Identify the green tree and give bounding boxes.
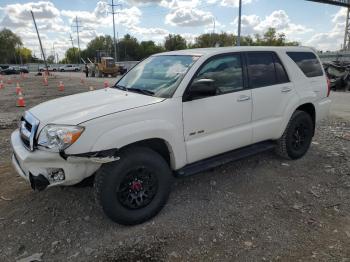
[15,47,32,64]
[0,28,23,63]
[194,32,235,48]
[117,34,141,61]
[47,55,55,64]
[64,47,79,63]
[83,35,114,60]
[164,34,187,51]
[254,28,299,46]
[138,41,164,59]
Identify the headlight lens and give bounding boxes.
[37,124,84,151]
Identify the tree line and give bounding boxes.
[0,27,299,64]
[0,29,34,64]
[63,28,299,63]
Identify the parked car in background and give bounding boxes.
[118,65,127,75]
[0,65,28,75]
[0,64,10,71]
[14,66,29,73]
[1,66,20,75]
[11,46,331,225]
[59,64,80,72]
[115,61,139,74]
[39,65,58,72]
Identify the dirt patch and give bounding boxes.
[0,75,350,261]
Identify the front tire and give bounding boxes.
[276,110,314,160]
[94,147,173,225]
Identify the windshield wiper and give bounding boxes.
[113,85,154,96]
[114,84,127,91]
[127,88,154,96]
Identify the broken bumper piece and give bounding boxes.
[11,129,101,188]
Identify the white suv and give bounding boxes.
[11,46,331,225]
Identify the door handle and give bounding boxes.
[281,87,292,93]
[237,95,251,102]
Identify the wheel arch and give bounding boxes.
[118,138,173,168]
[278,101,317,139]
[295,103,316,134]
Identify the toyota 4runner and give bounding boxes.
[11,46,331,225]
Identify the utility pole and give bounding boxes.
[211,17,216,47]
[344,7,350,51]
[71,16,82,64]
[237,0,242,46]
[31,10,48,73]
[109,0,121,61]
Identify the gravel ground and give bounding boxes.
[0,74,350,261]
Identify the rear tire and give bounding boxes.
[276,110,314,160]
[94,147,173,225]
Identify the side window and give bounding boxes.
[193,54,244,96]
[286,52,323,78]
[273,53,289,84]
[246,52,276,88]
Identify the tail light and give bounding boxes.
[326,77,331,97]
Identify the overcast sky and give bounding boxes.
[0,0,346,59]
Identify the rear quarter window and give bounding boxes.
[286,52,323,78]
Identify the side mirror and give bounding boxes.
[185,78,216,101]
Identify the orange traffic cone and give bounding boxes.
[7,78,12,84]
[16,82,22,94]
[58,81,64,91]
[0,80,4,89]
[103,80,109,88]
[89,86,94,91]
[43,77,48,86]
[16,91,25,107]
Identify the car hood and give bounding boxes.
[29,88,165,126]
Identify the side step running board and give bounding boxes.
[175,141,275,177]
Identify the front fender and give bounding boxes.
[89,120,186,170]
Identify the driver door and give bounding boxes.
[182,53,253,164]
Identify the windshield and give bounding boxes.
[115,55,199,98]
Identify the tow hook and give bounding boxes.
[29,173,49,191]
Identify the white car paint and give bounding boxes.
[59,65,80,72]
[11,46,332,188]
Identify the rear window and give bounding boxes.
[246,52,276,88]
[286,52,323,78]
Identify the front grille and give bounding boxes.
[19,112,40,151]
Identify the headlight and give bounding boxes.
[37,124,84,151]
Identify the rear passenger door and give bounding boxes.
[246,52,297,143]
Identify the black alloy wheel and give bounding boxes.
[117,166,158,210]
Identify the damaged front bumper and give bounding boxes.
[11,129,101,190]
